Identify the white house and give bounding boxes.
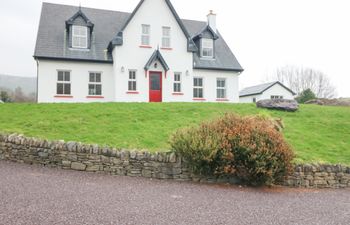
[239,81,295,103]
[34,0,243,103]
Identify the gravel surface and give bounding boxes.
[0,161,349,225]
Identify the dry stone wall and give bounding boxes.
[0,134,349,188]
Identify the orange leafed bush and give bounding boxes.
[170,113,295,186]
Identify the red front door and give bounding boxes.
[149,72,162,102]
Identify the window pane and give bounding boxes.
[142,36,150,45]
[198,78,203,87]
[142,25,150,34]
[163,27,170,36]
[96,84,102,95]
[64,83,71,95]
[57,83,63,94]
[96,73,101,83]
[150,75,160,90]
[64,72,70,81]
[58,71,63,81]
[89,84,95,95]
[89,73,95,82]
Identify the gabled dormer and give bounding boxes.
[192,11,219,59]
[65,7,94,49]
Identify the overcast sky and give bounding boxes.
[1,0,349,97]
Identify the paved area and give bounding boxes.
[0,161,349,225]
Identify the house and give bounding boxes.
[239,81,295,103]
[34,0,243,103]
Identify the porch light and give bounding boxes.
[186,70,190,76]
[121,66,125,73]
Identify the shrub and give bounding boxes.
[296,89,316,103]
[170,113,294,186]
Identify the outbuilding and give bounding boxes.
[239,81,295,103]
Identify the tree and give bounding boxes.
[0,91,11,102]
[13,87,26,102]
[295,89,316,103]
[271,66,336,98]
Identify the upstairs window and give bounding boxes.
[173,72,181,93]
[128,70,137,91]
[141,24,150,46]
[89,72,102,96]
[201,38,214,58]
[57,71,71,95]
[193,77,204,98]
[72,25,88,49]
[216,78,226,99]
[162,27,171,48]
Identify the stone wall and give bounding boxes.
[0,134,349,188]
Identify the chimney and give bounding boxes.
[207,10,217,33]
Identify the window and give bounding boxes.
[216,78,226,99]
[57,71,71,95]
[193,77,204,98]
[88,72,102,96]
[173,73,181,93]
[253,98,257,103]
[201,38,214,58]
[271,95,283,100]
[128,70,137,91]
[72,26,88,49]
[162,27,171,48]
[141,24,150,46]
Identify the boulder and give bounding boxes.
[256,99,299,112]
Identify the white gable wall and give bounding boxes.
[193,69,240,103]
[240,83,295,103]
[37,60,114,103]
[112,0,193,102]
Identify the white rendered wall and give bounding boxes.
[37,60,114,103]
[192,69,240,103]
[112,0,193,102]
[239,83,295,103]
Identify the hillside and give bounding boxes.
[0,74,36,95]
[0,103,349,165]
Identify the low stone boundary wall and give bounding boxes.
[0,134,349,188]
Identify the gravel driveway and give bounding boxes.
[0,161,349,225]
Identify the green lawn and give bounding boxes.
[0,103,349,165]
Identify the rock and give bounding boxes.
[256,99,299,112]
[169,153,177,163]
[71,162,86,171]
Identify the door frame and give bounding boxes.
[148,71,163,102]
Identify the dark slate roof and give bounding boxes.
[239,81,296,97]
[34,2,243,71]
[182,19,243,72]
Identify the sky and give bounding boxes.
[0,0,349,97]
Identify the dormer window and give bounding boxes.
[201,38,214,58]
[72,25,88,49]
[66,8,94,50]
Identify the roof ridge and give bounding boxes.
[42,2,131,15]
[42,2,207,24]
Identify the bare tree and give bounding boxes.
[271,66,336,98]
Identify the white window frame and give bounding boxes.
[162,26,171,48]
[216,78,226,99]
[193,77,204,98]
[72,25,88,49]
[173,72,182,93]
[141,24,150,46]
[57,70,71,95]
[128,70,137,91]
[88,72,102,96]
[201,38,214,58]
